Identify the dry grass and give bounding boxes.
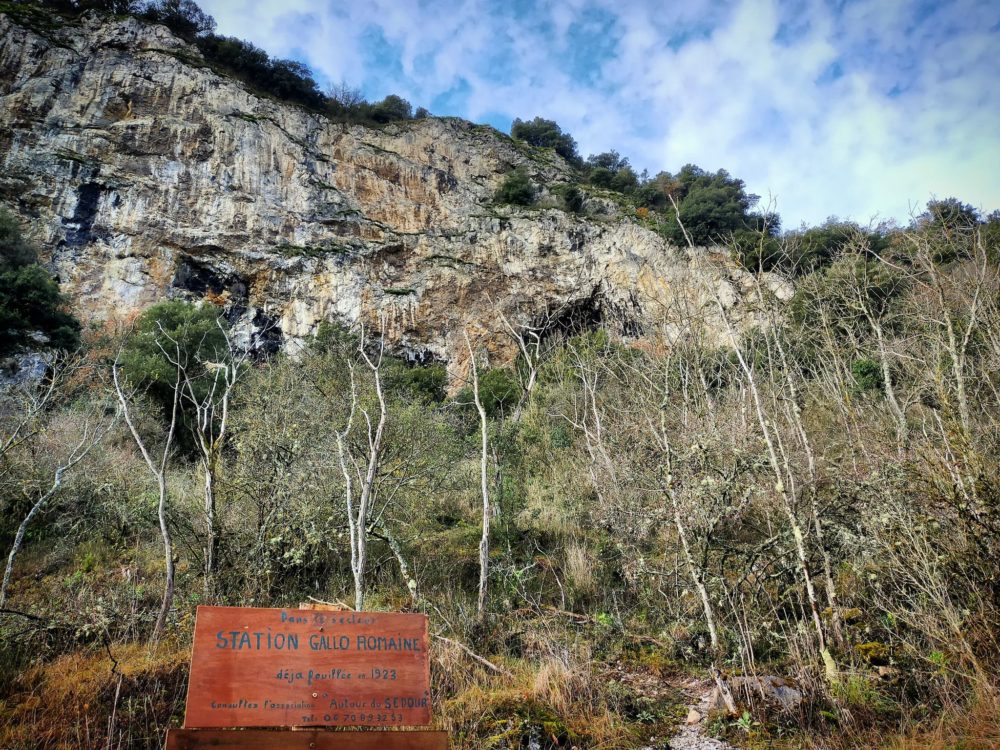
[434,637,650,749]
[564,541,595,596]
[0,641,188,750]
[883,691,1000,750]
[804,684,1000,750]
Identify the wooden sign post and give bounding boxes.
[167,605,446,748]
[184,606,431,728]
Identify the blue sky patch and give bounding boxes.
[816,61,844,85]
[202,0,1000,227]
[430,78,473,115]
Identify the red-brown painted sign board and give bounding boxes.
[166,729,448,749]
[184,606,431,728]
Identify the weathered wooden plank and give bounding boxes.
[184,606,430,728]
[166,729,448,749]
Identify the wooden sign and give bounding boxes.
[184,606,431,728]
[166,729,448,749]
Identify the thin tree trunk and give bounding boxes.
[152,470,175,639]
[336,366,360,609]
[1,474,63,609]
[2,421,110,608]
[466,332,491,618]
[377,523,419,607]
[114,359,179,644]
[714,295,828,655]
[872,323,908,447]
[768,311,844,648]
[339,331,389,614]
[355,362,386,612]
[0,367,110,607]
[671,488,719,654]
[203,453,217,599]
[476,403,490,617]
[176,323,243,603]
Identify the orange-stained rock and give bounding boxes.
[0,12,782,376]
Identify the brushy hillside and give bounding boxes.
[2,3,1000,750]
[1,196,999,749]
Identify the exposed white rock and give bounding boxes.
[0,11,783,372]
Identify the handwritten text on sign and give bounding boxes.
[184,606,430,728]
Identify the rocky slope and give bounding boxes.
[0,10,785,371]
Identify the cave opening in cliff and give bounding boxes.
[533,288,638,338]
[534,290,604,342]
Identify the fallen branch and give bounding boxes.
[0,608,46,622]
[710,665,739,715]
[433,633,512,676]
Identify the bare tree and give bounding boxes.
[0,390,116,608]
[464,330,492,617]
[668,194,831,661]
[498,304,566,423]
[716,281,831,655]
[903,224,990,438]
[336,324,388,612]
[113,345,181,643]
[326,80,366,109]
[0,369,60,476]
[750,265,846,647]
[834,237,912,448]
[664,440,720,653]
[562,327,742,712]
[159,320,249,599]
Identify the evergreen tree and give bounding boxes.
[511,117,580,163]
[0,209,80,357]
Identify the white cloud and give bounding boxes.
[199,0,1000,227]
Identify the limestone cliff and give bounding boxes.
[0,11,784,370]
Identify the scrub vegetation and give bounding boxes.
[1,200,998,749]
[2,3,999,749]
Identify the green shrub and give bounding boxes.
[478,369,521,418]
[918,197,979,233]
[195,34,324,109]
[387,361,447,403]
[0,208,80,356]
[583,151,637,194]
[915,197,982,264]
[457,368,520,418]
[790,256,907,344]
[141,0,216,41]
[510,117,579,163]
[495,169,535,206]
[731,230,784,271]
[851,357,882,392]
[782,220,890,275]
[648,164,778,248]
[311,320,360,356]
[368,94,413,123]
[554,184,584,213]
[118,299,228,435]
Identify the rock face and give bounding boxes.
[0,11,778,371]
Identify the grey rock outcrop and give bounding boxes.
[1,11,778,373]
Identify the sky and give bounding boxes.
[198,0,1000,229]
